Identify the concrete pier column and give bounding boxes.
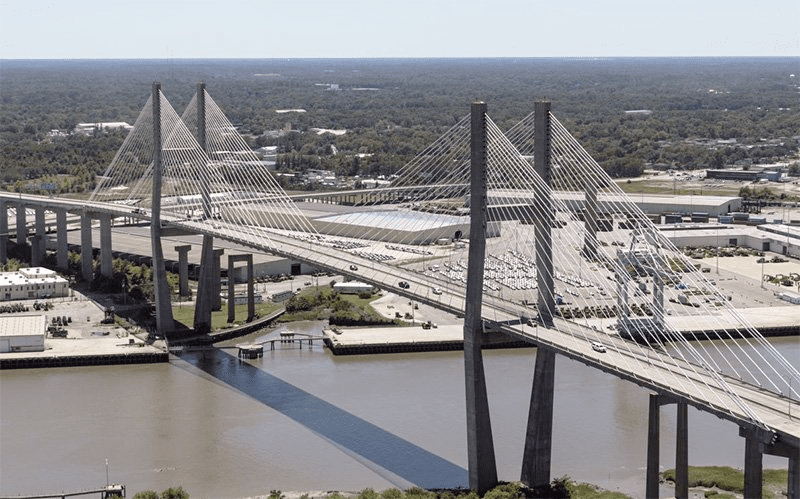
[213,248,225,311]
[462,101,497,495]
[246,256,254,321]
[788,445,799,499]
[99,214,113,278]
[646,394,660,498]
[34,207,46,265]
[31,235,43,267]
[193,235,215,334]
[80,212,93,281]
[0,200,7,263]
[675,401,689,499]
[521,347,556,488]
[227,254,254,323]
[533,101,554,326]
[740,426,798,499]
[744,436,764,499]
[16,202,27,246]
[175,245,191,297]
[56,209,68,270]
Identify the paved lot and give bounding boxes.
[0,290,157,359]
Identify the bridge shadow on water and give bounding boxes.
[177,348,469,490]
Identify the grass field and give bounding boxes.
[171,300,283,331]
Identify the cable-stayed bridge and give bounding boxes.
[0,84,797,498]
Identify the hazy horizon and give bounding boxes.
[2,0,797,59]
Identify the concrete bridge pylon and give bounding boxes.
[463,101,498,494]
[150,82,175,336]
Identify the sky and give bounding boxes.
[1,0,798,59]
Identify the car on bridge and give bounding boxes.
[432,287,443,295]
[349,264,358,271]
[398,281,410,289]
[590,341,606,353]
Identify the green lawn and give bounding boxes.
[171,300,283,331]
[661,466,788,498]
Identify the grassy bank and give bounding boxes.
[278,287,400,325]
[171,301,283,331]
[662,466,788,498]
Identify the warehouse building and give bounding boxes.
[0,316,46,353]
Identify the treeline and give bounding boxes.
[1,57,798,193]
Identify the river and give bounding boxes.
[1,322,796,498]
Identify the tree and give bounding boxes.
[161,487,189,499]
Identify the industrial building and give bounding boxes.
[706,169,782,182]
[662,223,800,258]
[0,316,46,353]
[486,190,742,218]
[0,267,69,301]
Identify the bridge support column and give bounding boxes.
[31,235,43,267]
[462,101,497,495]
[646,394,660,499]
[175,245,191,298]
[675,401,689,499]
[80,212,93,281]
[99,214,113,278]
[227,254,254,323]
[56,209,68,271]
[16,202,27,246]
[744,435,763,499]
[533,100,554,326]
[739,426,797,499]
[0,200,7,264]
[213,248,224,311]
[193,235,216,334]
[150,82,175,336]
[521,347,556,489]
[791,447,800,499]
[34,207,46,265]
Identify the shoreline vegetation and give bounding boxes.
[128,467,789,499]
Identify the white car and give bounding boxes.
[591,341,607,353]
[432,287,443,295]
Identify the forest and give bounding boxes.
[1,57,798,195]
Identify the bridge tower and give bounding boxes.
[151,82,175,336]
[463,101,498,494]
[521,100,557,490]
[193,82,218,335]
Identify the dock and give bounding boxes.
[323,324,530,355]
[0,335,167,370]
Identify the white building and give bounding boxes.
[73,122,133,135]
[0,316,46,353]
[0,267,69,301]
